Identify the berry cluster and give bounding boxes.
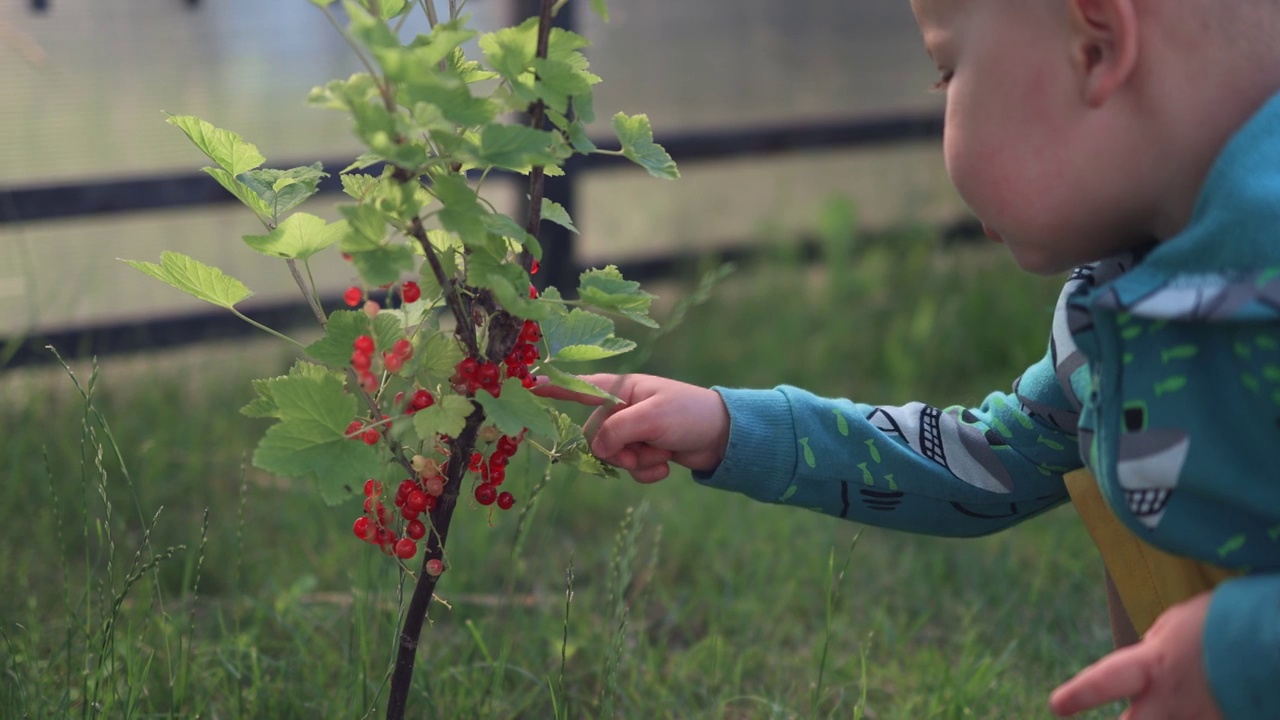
[467,431,522,510]
[449,320,542,397]
[351,464,445,561]
[343,280,421,317]
[349,333,417,395]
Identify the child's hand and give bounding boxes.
[533,373,730,483]
[1049,591,1222,719]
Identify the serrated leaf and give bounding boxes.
[577,265,658,327]
[243,213,347,260]
[414,332,464,389]
[561,445,618,478]
[542,306,611,353]
[204,168,273,220]
[479,19,538,86]
[541,198,578,233]
[166,114,265,176]
[249,364,387,504]
[540,364,622,404]
[532,56,599,115]
[362,0,406,19]
[473,378,558,441]
[341,173,378,200]
[339,204,387,251]
[306,310,370,366]
[351,245,416,287]
[475,125,558,170]
[479,212,542,260]
[412,394,474,440]
[587,0,609,21]
[345,1,399,49]
[237,163,328,219]
[552,338,636,362]
[121,252,252,310]
[466,251,553,321]
[612,113,679,180]
[342,151,385,173]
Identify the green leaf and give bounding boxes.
[479,212,542,260]
[577,265,658,328]
[341,173,378,201]
[532,56,600,115]
[250,364,387,504]
[479,20,538,88]
[552,337,635,362]
[351,245,416,287]
[413,332,464,389]
[121,252,252,310]
[473,378,558,441]
[432,174,488,247]
[466,251,553,321]
[240,362,331,418]
[539,364,622,404]
[612,113,679,180]
[542,306,611,352]
[474,125,559,170]
[166,114,265,176]
[204,168,273,220]
[412,394,474,441]
[338,204,387,251]
[237,163,328,219]
[587,0,609,21]
[345,1,399,50]
[541,198,578,233]
[243,213,347,260]
[306,310,372,366]
[310,0,337,6]
[362,0,407,19]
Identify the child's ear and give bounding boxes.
[1068,0,1139,107]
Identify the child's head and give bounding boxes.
[910,0,1280,274]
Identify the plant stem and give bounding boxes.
[287,258,328,328]
[229,310,307,349]
[385,408,484,720]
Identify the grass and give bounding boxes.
[0,210,1120,718]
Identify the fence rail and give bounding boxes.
[0,112,959,368]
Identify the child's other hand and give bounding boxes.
[1049,591,1222,719]
[533,373,730,483]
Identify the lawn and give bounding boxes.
[0,216,1120,719]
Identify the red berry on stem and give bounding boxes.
[425,558,444,576]
[411,389,434,410]
[359,371,378,394]
[475,482,497,506]
[395,538,417,559]
[489,466,506,486]
[392,338,413,359]
[424,477,445,496]
[364,299,380,318]
[497,491,515,510]
[401,281,421,303]
[406,491,428,514]
[362,428,380,445]
[363,479,381,496]
[351,350,372,371]
[353,516,373,540]
[344,286,363,307]
[345,420,363,439]
[354,335,375,355]
[383,352,404,373]
[530,258,540,275]
[407,519,426,540]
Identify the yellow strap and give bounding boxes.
[1064,469,1239,635]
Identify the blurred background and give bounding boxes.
[0,2,1112,718]
[0,0,960,343]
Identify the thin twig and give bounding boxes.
[287,259,328,328]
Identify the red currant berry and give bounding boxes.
[528,284,538,299]
[359,371,378,394]
[423,494,438,511]
[477,362,499,386]
[392,338,413,359]
[345,420,363,439]
[362,428,380,445]
[424,477,445,497]
[351,350,372,371]
[411,389,434,410]
[457,357,478,377]
[489,466,506,485]
[497,491,514,510]
[406,491,428,514]
[364,299,380,318]
[521,375,537,389]
[519,320,541,344]
[343,286,362,307]
[468,452,483,472]
[406,519,426,540]
[383,352,404,373]
[530,259,540,275]
[353,516,373,540]
[395,538,417,560]
[353,334,375,355]
[341,252,353,262]
[474,482,497,506]
[401,281,421,303]
[363,479,381,496]
[425,558,444,576]
[520,343,539,365]
[400,505,419,521]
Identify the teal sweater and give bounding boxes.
[699,91,1280,717]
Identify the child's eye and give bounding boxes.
[930,70,954,92]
